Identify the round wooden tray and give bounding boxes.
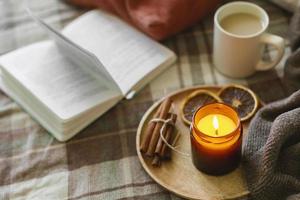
[136,86,250,200]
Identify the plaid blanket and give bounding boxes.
[0,0,292,199]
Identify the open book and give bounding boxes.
[0,9,176,141]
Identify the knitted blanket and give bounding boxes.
[243,7,300,200]
[243,90,300,200]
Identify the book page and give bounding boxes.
[25,5,120,93]
[62,10,176,95]
[0,41,121,120]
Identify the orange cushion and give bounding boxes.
[68,0,220,40]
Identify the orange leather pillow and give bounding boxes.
[68,0,220,40]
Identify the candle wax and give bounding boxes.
[197,114,236,137]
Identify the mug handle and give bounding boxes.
[255,33,285,71]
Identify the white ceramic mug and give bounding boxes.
[213,2,285,78]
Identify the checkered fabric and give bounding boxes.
[0,0,292,199]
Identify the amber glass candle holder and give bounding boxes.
[190,103,242,175]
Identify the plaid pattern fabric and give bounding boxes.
[0,0,292,199]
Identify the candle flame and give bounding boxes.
[213,115,219,130]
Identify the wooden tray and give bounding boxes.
[136,86,250,200]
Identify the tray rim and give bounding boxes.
[136,85,250,200]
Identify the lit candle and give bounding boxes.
[197,114,236,137]
[190,103,242,175]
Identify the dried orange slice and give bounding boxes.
[181,90,222,125]
[218,85,258,121]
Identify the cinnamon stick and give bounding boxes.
[140,103,163,152]
[146,97,172,157]
[152,155,161,167]
[153,116,178,166]
[164,132,181,160]
[154,114,177,156]
[152,113,175,167]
